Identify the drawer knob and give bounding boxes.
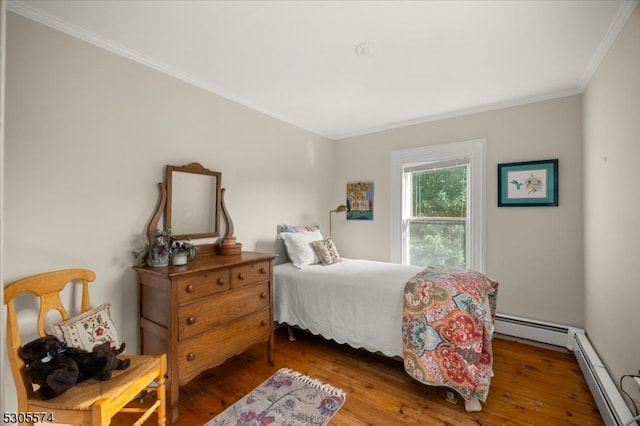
[260,292,267,299]
[187,316,196,325]
[261,320,267,326]
[260,267,267,274]
[186,284,195,293]
[238,272,246,280]
[217,278,225,285]
[187,352,196,361]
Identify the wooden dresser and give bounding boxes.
[134,250,277,424]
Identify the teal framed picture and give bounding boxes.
[498,159,558,207]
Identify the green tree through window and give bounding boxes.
[406,163,468,267]
[392,140,485,272]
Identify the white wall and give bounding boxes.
[0,0,7,415]
[2,12,334,411]
[583,4,640,407]
[333,96,585,328]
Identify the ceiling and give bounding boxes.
[8,0,638,139]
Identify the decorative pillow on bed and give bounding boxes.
[49,303,122,351]
[280,229,324,268]
[311,238,342,265]
[281,224,321,233]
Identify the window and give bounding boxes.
[406,160,468,267]
[391,140,486,272]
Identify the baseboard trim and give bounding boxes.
[494,313,582,349]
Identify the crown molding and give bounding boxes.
[578,0,639,90]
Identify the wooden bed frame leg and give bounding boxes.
[287,326,296,341]
[267,339,275,366]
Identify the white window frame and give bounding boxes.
[391,139,486,272]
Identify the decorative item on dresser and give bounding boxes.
[133,227,196,267]
[136,162,276,425]
[216,187,242,255]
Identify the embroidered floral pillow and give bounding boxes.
[49,303,121,351]
[312,238,342,265]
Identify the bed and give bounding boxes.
[274,258,424,357]
[274,226,499,410]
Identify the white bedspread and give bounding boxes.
[274,259,424,357]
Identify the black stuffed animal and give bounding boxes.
[91,341,131,381]
[19,335,131,400]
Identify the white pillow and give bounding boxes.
[280,229,324,268]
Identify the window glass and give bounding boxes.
[406,163,468,267]
[391,140,486,272]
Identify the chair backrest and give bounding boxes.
[4,269,96,405]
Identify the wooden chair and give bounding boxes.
[4,268,167,426]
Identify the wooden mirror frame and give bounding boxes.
[165,162,222,240]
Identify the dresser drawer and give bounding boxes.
[178,282,270,341]
[231,261,270,288]
[177,308,271,384]
[176,270,230,303]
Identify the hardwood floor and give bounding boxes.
[114,327,604,425]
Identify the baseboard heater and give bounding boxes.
[494,314,636,425]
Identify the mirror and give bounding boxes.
[165,163,221,240]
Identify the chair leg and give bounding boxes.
[157,374,166,426]
[92,402,108,425]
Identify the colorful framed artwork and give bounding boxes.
[498,159,558,207]
[346,182,373,220]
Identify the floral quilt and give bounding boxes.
[402,266,498,402]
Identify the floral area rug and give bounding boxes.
[205,368,346,426]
